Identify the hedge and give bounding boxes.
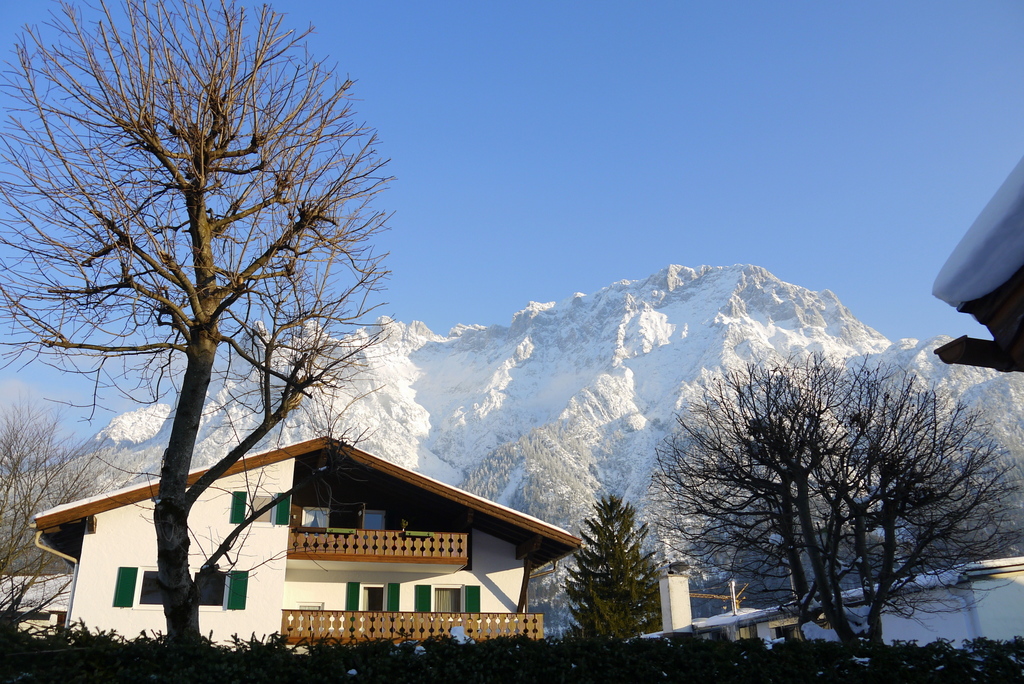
[2,626,1023,683]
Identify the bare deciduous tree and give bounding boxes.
[653,356,1019,643]
[0,0,389,639]
[0,402,101,626]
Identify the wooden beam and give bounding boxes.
[516,534,542,560]
[517,557,534,613]
[935,335,1019,371]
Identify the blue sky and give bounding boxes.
[1,1,1023,431]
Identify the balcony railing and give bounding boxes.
[281,609,544,643]
[287,528,469,565]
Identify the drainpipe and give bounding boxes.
[34,529,80,624]
[34,530,78,564]
[529,560,558,580]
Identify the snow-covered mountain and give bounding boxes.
[97,263,1024,525]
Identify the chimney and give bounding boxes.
[659,563,693,634]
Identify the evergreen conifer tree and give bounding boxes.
[565,495,662,637]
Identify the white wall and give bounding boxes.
[972,575,1024,641]
[881,588,979,644]
[68,460,293,641]
[881,578,1024,644]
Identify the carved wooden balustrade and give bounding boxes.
[281,609,544,643]
[287,529,469,565]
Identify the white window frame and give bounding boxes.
[432,585,463,613]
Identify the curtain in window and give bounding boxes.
[434,587,461,613]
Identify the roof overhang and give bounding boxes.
[934,155,1024,371]
[934,260,1024,371]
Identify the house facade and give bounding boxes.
[32,439,580,643]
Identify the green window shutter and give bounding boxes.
[274,493,290,526]
[465,585,481,613]
[227,570,248,610]
[414,585,431,612]
[113,567,138,607]
[345,582,360,611]
[230,492,247,524]
[386,583,400,611]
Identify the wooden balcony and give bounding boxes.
[287,528,469,567]
[281,609,544,643]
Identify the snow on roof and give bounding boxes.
[691,607,767,629]
[32,471,162,524]
[961,555,1024,577]
[934,154,1024,307]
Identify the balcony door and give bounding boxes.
[363,585,384,612]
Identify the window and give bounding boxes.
[113,567,245,610]
[362,509,386,530]
[345,583,401,611]
[139,571,163,605]
[363,586,384,611]
[252,495,274,523]
[412,585,479,613]
[230,492,289,525]
[139,570,225,607]
[434,587,461,613]
[196,572,226,606]
[302,507,329,527]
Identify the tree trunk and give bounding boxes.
[153,497,200,638]
[155,337,217,640]
[794,477,858,644]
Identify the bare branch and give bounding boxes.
[0,0,390,640]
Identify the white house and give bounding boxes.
[659,557,1024,644]
[32,438,581,643]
